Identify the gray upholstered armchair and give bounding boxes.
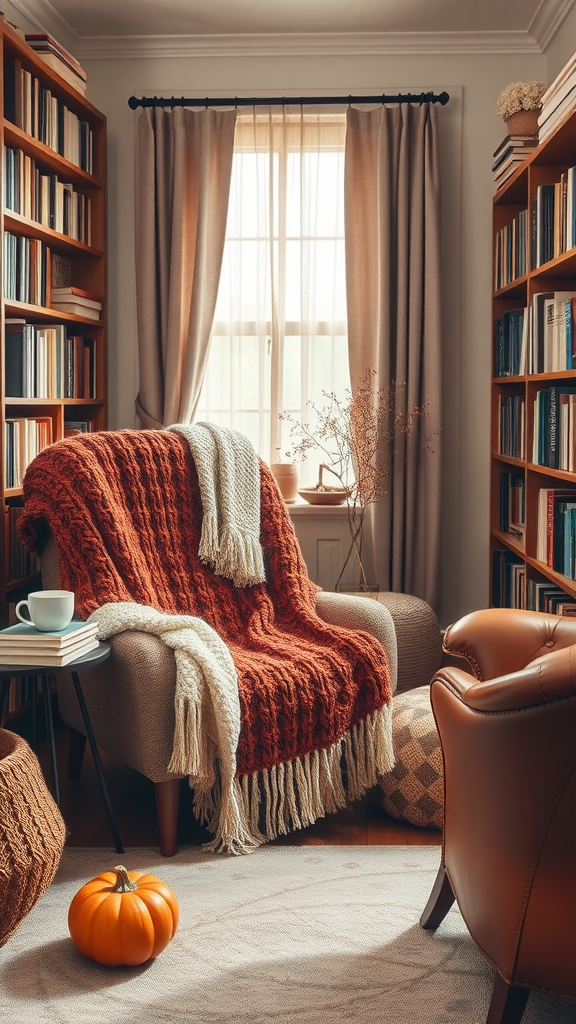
[42,534,436,855]
[41,533,442,854]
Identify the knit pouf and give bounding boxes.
[0,728,66,946]
[377,685,443,829]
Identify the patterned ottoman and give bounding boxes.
[377,684,443,829]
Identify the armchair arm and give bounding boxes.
[442,607,576,681]
[432,644,576,713]
[315,591,397,693]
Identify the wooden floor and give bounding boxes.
[7,701,441,852]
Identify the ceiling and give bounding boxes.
[7,0,575,55]
[17,0,547,37]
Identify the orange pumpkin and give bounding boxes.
[68,864,179,966]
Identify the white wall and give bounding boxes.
[545,5,576,80]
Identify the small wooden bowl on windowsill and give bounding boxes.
[297,487,352,506]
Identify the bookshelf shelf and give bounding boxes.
[491,100,576,612]
[5,571,41,592]
[4,300,105,324]
[3,121,102,187]
[3,213,102,256]
[0,17,107,662]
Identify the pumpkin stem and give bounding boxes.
[112,865,138,893]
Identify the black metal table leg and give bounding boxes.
[0,677,8,726]
[40,673,60,806]
[70,670,124,854]
[30,675,37,751]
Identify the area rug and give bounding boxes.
[0,845,574,1024]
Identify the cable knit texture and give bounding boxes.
[169,422,266,588]
[18,429,393,851]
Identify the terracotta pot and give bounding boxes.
[270,463,299,503]
[505,108,540,137]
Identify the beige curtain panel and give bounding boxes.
[345,104,442,611]
[134,107,237,428]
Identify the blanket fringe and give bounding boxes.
[193,704,394,854]
[216,525,266,588]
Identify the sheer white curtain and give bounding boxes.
[197,107,350,483]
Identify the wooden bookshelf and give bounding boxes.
[0,18,107,647]
[491,101,576,613]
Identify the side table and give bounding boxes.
[0,642,124,854]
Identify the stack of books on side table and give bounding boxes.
[0,620,99,667]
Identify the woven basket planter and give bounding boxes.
[505,108,540,137]
[0,728,66,946]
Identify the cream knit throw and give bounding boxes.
[169,422,266,588]
[88,601,259,855]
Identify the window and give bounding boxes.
[197,109,350,483]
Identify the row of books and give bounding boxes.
[494,171,576,288]
[5,320,97,400]
[4,416,53,489]
[494,308,525,377]
[25,33,87,96]
[3,675,47,716]
[493,209,528,290]
[64,420,93,437]
[4,505,40,583]
[0,619,99,668]
[4,231,48,306]
[533,387,576,471]
[537,487,576,580]
[4,58,93,174]
[492,548,576,613]
[492,134,538,191]
[494,292,576,378]
[499,471,525,541]
[5,146,92,245]
[497,393,524,460]
[539,50,576,143]
[531,175,576,268]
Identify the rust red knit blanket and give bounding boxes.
[18,429,391,780]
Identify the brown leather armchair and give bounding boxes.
[420,607,576,1024]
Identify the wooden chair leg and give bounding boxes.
[420,863,456,929]
[155,779,181,857]
[486,975,530,1024]
[67,728,87,781]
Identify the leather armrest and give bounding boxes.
[442,607,576,681]
[315,591,397,693]
[432,644,576,712]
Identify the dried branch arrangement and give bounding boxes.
[283,370,436,591]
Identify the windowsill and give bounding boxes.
[286,499,351,517]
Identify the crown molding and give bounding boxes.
[6,0,79,48]
[71,31,542,61]
[528,0,575,50]
[10,0,574,60]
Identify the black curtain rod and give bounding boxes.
[128,90,449,111]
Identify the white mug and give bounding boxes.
[15,590,75,632]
